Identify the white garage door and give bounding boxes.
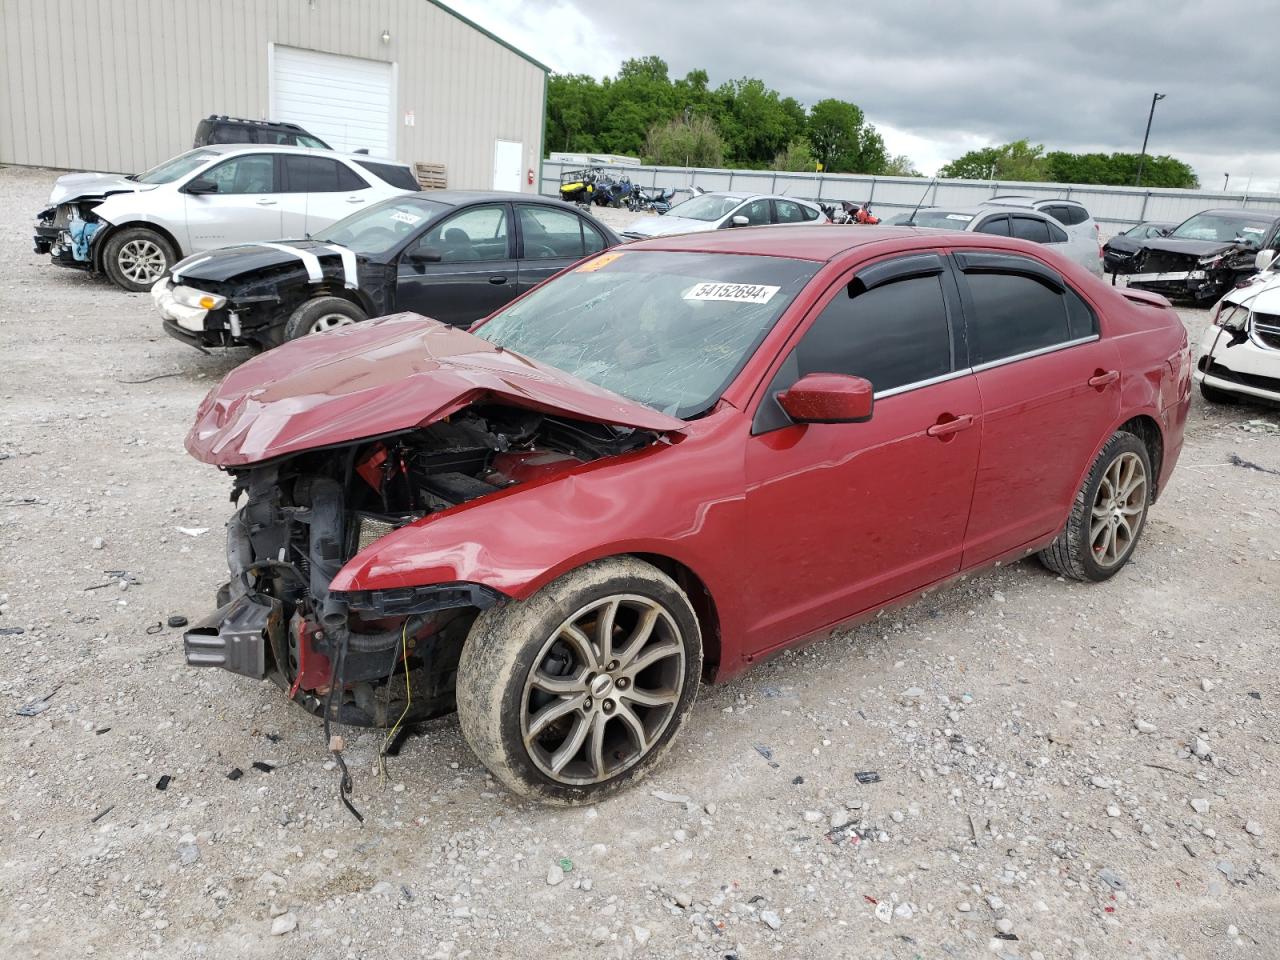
[270,45,394,157]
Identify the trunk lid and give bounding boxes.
[187,313,686,467]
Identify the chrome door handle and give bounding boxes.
[926,414,976,438]
[255,198,277,206]
[1088,369,1120,388]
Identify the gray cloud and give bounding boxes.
[533,0,1280,186]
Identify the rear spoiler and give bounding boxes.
[1120,288,1173,309]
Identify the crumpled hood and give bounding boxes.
[1220,269,1280,311]
[171,239,353,284]
[49,172,155,205]
[623,215,714,238]
[187,313,685,467]
[1137,237,1239,260]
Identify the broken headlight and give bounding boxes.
[1210,301,1248,329]
[171,285,227,311]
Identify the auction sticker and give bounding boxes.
[390,211,422,225]
[576,251,625,272]
[683,281,779,304]
[945,214,974,222]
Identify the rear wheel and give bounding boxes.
[282,297,367,341]
[103,227,175,292]
[456,557,702,805]
[1039,431,1151,582]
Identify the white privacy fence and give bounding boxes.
[540,160,1280,230]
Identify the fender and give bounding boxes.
[328,412,750,647]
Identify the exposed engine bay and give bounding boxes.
[184,404,658,728]
[33,198,106,266]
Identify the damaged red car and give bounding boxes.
[185,225,1191,804]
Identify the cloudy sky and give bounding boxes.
[447,0,1280,192]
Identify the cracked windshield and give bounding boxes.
[475,250,818,418]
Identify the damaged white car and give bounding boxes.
[32,144,415,292]
[1197,248,1280,405]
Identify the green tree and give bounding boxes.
[939,139,1049,181]
[545,73,603,154]
[1046,150,1198,188]
[883,154,922,177]
[643,114,725,168]
[713,78,806,167]
[806,99,888,174]
[771,139,817,172]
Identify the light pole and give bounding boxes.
[1134,92,1166,188]
[1223,173,1230,191]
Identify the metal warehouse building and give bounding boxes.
[0,0,547,191]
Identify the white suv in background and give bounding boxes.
[33,145,417,291]
[979,195,1099,238]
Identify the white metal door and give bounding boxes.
[270,45,395,157]
[493,140,523,192]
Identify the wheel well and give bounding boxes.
[631,552,722,681]
[93,221,184,272]
[301,286,373,315]
[1118,415,1164,499]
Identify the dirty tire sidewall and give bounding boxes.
[282,297,367,342]
[1199,381,1237,405]
[103,227,176,293]
[456,557,702,805]
[1038,431,1152,582]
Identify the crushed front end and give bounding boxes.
[33,200,105,270]
[1127,244,1258,302]
[184,405,655,726]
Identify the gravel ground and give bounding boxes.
[2,164,1279,960]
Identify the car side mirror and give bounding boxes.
[408,247,442,264]
[776,373,874,424]
[727,215,750,227]
[184,178,219,195]
[1154,227,1169,237]
[1257,248,1277,272]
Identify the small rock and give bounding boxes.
[893,903,913,920]
[1190,798,1211,815]
[1106,805,1121,818]
[1245,820,1264,837]
[1135,719,1157,734]
[830,809,850,830]
[1090,776,1113,789]
[1098,868,1126,890]
[673,829,688,842]
[704,802,717,816]
[891,810,905,823]
[996,917,1014,935]
[633,926,651,947]
[1201,678,1215,692]
[673,892,692,909]
[957,902,972,913]
[1227,924,1239,938]
[91,537,105,550]
[802,810,823,824]
[651,790,690,805]
[369,881,393,896]
[546,864,565,886]
[177,843,200,866]
[590,925,609,944]
[581,878,593,892]
[270,913,297,936]
[1192,738,1211,759]
[760,910,782,931]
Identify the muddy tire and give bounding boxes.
[456,557,702,805]
[1199,380,1237,405]
[102,227,176,292]
[282,297,366,341]
[1039,431,1152,582]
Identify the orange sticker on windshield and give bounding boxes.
[575,251,625,273]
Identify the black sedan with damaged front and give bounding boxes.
[154,191,620,351]
[1124,208,1280,302]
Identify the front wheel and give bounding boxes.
[102,227,175,292]
[1199,380,1238,405]
[456,557,702,805]
[282,297,367,342]
[1039,431,1152,582]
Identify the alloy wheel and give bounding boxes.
[520,594,685,785]
[1090,451,1147,568]
[308,313,357,334]
[118,239,167,284]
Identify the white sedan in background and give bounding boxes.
[1196,248,1280,405]
[621,191,827,241]
[33,144,417,291]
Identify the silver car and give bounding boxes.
[889,205,1104,276]
[32,144,416,291]
[621,191,827,241]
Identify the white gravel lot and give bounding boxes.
[2,164,1279,960]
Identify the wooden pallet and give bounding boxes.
[414,162,447,190]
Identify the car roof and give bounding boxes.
[1192,207,1280,220]
[196,143,403,164]
[983,194,1088,209]
[905,205,1050,220]
[625,224,952,262]
[414,190,584,207]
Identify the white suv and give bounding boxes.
[33,145,417,291]
[979,195,1099,240]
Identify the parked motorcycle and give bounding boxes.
[627,186,678,214]
[591,172,635,208]
[821,200,880,224]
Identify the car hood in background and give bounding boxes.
[186,313,686,467]
[170,239,356,284]
[1219,269,1280,311]
[49,172,156,205]
[1137,237,1243,260]
[623,215,716,238]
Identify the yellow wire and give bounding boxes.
[379,619,413,783]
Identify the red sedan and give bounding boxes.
[185,225,1191,804]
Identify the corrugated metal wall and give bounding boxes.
[0,0,546,190]
[541,161,1280,231]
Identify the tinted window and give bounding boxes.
[791,274,953,393]
[284,156,365,192]
[963,270,1071,364]
[421,205,510,261]
[1066,288,1098,339]
[204,154,276,194]
[775,199,806,223]
[1011,216,1051,243]
[1046,221,1068,243]
[209,125,252,144]
[1062,206,1089,226]
[801,203,820,221]
[583,221,607,253]
[356,160,419,191]
[975,215,1009,236]
[519,204,593,260]
[731,199,772,226]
